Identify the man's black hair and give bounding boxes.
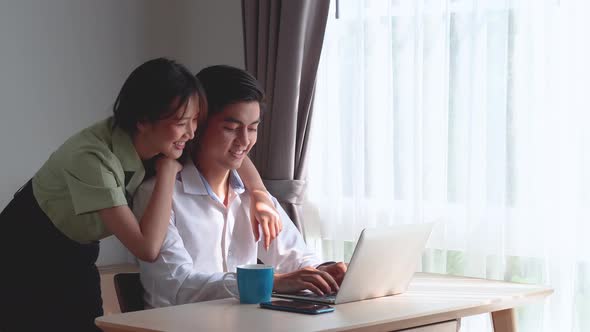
[196,65,265,118]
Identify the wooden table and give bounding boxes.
[96,272,553,332]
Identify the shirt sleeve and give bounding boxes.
[63,151,127,215]
[257,197,322,273]
[139,219,238,307]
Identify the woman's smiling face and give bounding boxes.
[136,94,199,160]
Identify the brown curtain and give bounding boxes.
[242,0,330,233]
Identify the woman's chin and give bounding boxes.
[162,149,183,160]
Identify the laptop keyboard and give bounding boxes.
[301,292,337,301]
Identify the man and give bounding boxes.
[133,65,346,308]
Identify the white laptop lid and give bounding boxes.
[273,223,433,304]
[334,223,433,304]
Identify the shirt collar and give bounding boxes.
[111,121,143,174]
[229,170,245,193]
[180,160,208,195]
[110,120,145,195]
[180,159,246,198]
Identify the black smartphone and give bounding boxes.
[259,300,335,315]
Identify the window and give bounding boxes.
[305,1,590,331]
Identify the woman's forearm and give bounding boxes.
[136,171,177,259]
[100,163,179,262]
[237,156,266,192]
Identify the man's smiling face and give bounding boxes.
[198,101,260,171]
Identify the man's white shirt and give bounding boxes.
[132,160,321,308]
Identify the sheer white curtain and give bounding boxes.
[304,0,590,331]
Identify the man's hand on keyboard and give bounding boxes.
[273,266,340,296]
[317,262,348,285]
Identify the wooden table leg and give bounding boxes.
[491,308,517,332]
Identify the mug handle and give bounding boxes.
[222,272,240,300]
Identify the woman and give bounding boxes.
[0,58,281,332]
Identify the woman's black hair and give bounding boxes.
[195,65,265,118]
[113,58,202,134]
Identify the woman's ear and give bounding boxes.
[136,121,149,134]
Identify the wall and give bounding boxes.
[141,0,245,71]
[0,0,244,265]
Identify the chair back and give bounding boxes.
[113,272,145,313]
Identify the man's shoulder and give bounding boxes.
[136,175,185,194]
[137,176,157,194]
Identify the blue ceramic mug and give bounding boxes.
[222,264,274,304]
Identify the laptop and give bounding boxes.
[273,223,434,304]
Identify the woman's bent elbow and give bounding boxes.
[136,248,160,262]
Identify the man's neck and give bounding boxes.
[194,156,230,206]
